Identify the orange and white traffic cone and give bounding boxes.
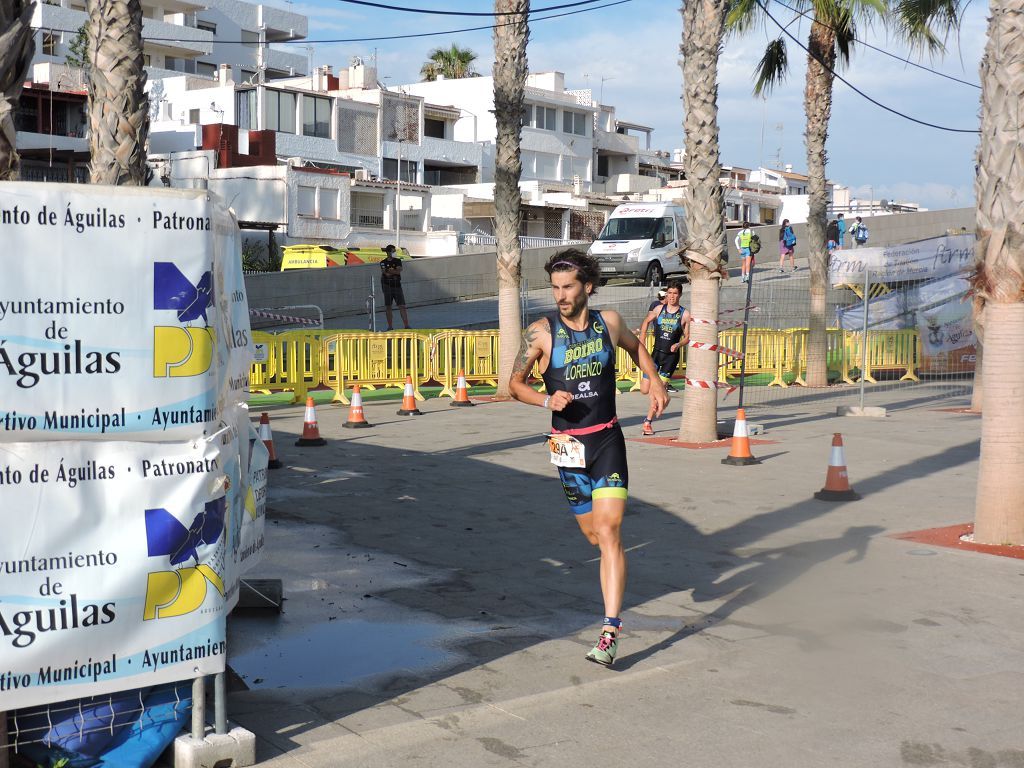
[722,407,760,465]
[814,433,860,501]
[451,369,475,407]
[295,396,327,446]
[258,412,283,469]
[396,376,422,416]
[342,384,373,429]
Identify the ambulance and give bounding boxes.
[279,245,410,270]
[587,203,687,285]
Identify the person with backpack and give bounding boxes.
[735,221,756,283]
[826,219,840,255]
[851,216,869,248]
[778,219,797,272]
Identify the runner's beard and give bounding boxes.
[558,294,588,321]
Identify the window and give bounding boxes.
[521,104,532,127]
[563,110,587,136]
[423,117,445,139]
[42,31,58,56]
[297,186,316,217]
[302,94,331,138]
[265,90,296,134]
[196,20,216,33]
[533,106,556,131]
[235,90,257,130]
[351,191,385,229]
[320,188,339,220]
[188,109,200,125]
[597,155,609,178]
[196,62,216,77]
[382,158,418,183]
[534,152,558,178]
[143,53,152,66]
[240,30,259,48]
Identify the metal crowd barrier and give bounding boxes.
[247,327,925,402]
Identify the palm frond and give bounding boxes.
[726,0,764,36]
[893,0,963,53]
[753,37,789,95]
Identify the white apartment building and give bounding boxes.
[30,0,307,81]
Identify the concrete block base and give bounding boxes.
[174,726,255,768]
[837,406,887,418]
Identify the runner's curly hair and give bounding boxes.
[544,249,601,294]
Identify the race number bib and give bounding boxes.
[547,433,586,468]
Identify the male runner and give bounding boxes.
[637,280,690,435]
[509,249,669,666]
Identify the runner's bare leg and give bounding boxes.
[575,497,627,627]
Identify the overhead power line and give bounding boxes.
[338,0,604,15]
[756,0,980,134]
[40,0,630,46]
[771,0,981,90]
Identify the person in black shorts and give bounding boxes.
[637,280,689,435]
[509,249,668,666]
[379,244,410,330]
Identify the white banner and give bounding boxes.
[0,431,251,709]
[0,182,252,442]
[829,234,975,286]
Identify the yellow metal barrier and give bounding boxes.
[249,331,322,403]
[719,329,790,387]
[857,329,920,383]
[322,331,430,404]
[432,331,502,398]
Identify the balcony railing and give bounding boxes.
[351,206,384,229]
[458,234,589,250]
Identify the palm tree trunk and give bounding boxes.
[679,0,728,442]
[87,0,150,185]
[802,21,837,387]
[0,0,36,180]
[968,339,982,412]
[493,0,529,398]
[972,0,1024,544]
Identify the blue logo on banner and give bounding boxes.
[153,263,213,324]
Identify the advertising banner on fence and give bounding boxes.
[916,277,976,374]
[0,182,252,442]
[829,234,975,286]
[0,430,252,710]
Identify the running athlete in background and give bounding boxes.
[637,280,689,435]
[509,249,668,666]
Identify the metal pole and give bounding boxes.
[369,275,377,332]
[737,263,756,410]
[214,672,228,736]
[395,140,402,249]
[191,676,206,741]
[860,268,870,409]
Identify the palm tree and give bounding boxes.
[493,1,529,398]
[87,0,150,184]
[420,44,480,82]
[972,0,1024,545]
[0,0,36,180]
[679,0,729,441]
[728,0,964,387]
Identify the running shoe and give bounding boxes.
[665,383,677,393]
[586,630,618,666]
[642,419,654,436]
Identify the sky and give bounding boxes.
[270,0,987,211]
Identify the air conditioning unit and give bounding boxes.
[354,168,371,181]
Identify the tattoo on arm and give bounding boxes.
[512,323,539,376]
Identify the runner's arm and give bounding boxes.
[509,319,573,411]
[673,310,691,351]
[638,307,659,341]
[604,311,668,416]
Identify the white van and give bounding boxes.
[587,203,688,285]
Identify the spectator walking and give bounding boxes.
[778,219,797,272]
[851,216,869,248]
[837,213,847,249]
[379,244,410,330]
[826,219,840,256]
[735,222,754,283]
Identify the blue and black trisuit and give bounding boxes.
[650,304,686,381]
[542,310,628,515]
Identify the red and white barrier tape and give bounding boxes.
[249,309,320,326]
[684,378,737,396]
[687,340,744,359]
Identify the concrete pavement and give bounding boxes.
[224,385,1024,767]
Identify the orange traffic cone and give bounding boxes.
[397,376,422,416]
[814,433,860,501]
[451,369,475,407]
[295,397,327,446]
[722,408,760,465]
[258,412,283,469]
[342,384,373,429]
